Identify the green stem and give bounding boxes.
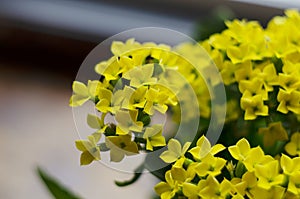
[115,163,145,187]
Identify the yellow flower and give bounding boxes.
[198,175,232,199]
[116,55,136,72]
[278,73,300,92]
[160,139,191,163]
[86,114,107,133]
[249,185,285,199]
[123,64,157,88]
[230,172,257,198]
[121,86,147,110]
[243,146,274,172]
[285,132,300,156]
[234,61,260,82]
[230,178,247,198]
[239,78,268,100]
[224,19,262,44]
[115,110,143,135]
[208,33,236,50]
[170,160,196,185]
[269,36,298,59]
[110,38,141,56]
[240,92,268,120]
[154,156,196,199]
[281,154,300,176]
[188,135,225,161]
[257,63,279,92]
[105,135,138,162]
[95,88,113,113]
[75,133,101,165]
[95,57,125,81]
[220,61,239,85]
[258,122,288,147]
[108,89,125,114]
[70,80,101,107]
[154,170,179,199]
[254,160,284,190]
[182,182,199,199]
[194,153,227,177]
[285,52,300,65]
[143,124,166,151]
[228,138,251,161]
[288,171,300,195]
[277,89,300,114]
[282,61,300,77]
[227,44,261,64]
[144,87,169,115]
[282,154,300,175]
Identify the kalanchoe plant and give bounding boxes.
[69,9,300,199]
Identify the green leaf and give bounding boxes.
[37,167,81,199]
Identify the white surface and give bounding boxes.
[0,71,158,199]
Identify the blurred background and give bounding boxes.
[0,0,298,198]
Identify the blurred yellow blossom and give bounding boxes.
[154,170,179,199]
[123,64,157,88]
[144,87,169,115]
[198,175,232,199]
[280,154,300,176]
[188,135,225,161]
[105,135,139,162]
[254,160,284,190]
[240,93,268,120]
[95,88,113,113]
[228,138,251,161]
[277,89,300,114]
[194,153,226,177]
[160,139,191,163]
[75,133,101,165]
[243,146,274,172]
[288,171,300,195]
[258,122,288,147]
[121,86,147,110]
[285,132,300,156]
[86,114,107,133]
[143,125,166,151]
[70,80,102,107]
[115,109,143,135]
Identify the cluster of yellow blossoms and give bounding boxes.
[202,9,300,120]
[154,9,300,199]
[70,9,300,199]
[70,38,212,164]
[155,136,300,199]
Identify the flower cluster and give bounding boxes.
[70,9,300,199]
[155,135,300,199]
[71,39,212,165]
[203,9,300,121]
[199,9,300,160]
[153,9,300,199]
